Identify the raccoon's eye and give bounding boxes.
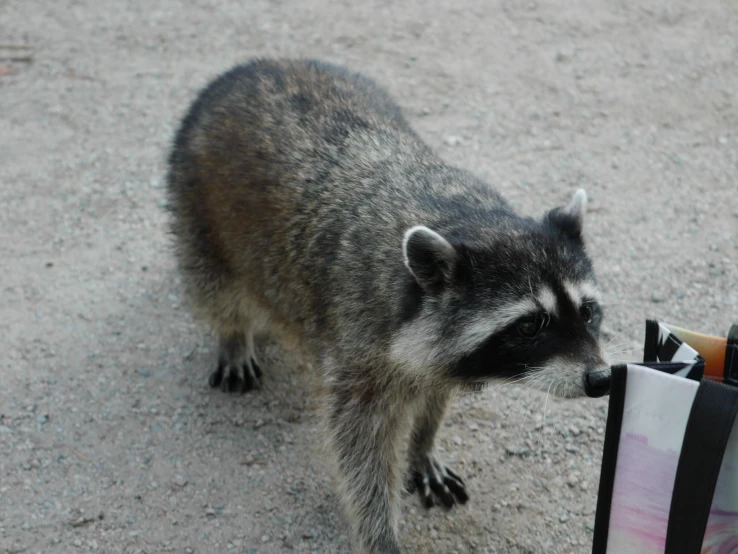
[580,304,593,323]
[518,313,548,338]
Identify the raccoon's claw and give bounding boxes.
[407,457,469,509]
[208,359,262,393]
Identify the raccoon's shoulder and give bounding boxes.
[404,164,515,229]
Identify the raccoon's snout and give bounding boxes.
[584,369,611,398]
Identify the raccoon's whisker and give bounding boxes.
[537,383,552,432]
[492,382,537,445]
[604,334,632,347]
[606,349,636,357]
[530,382,553,482]
[605,349,636,359]
[498,374,531,387]
[513,394,534,458]
[604,340,635,351]
[605,344,636,353]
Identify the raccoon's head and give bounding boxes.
[392,189,609,398]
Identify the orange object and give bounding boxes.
[665,323,727,379]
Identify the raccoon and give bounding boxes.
[167,58,610,554]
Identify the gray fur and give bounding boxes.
[167,58,608,553]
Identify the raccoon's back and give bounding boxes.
[168,58,415,193]
[166,59,430,327]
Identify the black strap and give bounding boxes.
[664,379,738,554]
[643,320,659,362]
[591,365,628,554]
[724,324,738,384]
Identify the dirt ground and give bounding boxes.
[1,0,737,552]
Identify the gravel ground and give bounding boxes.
[1,0,737,552]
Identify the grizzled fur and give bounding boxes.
[167,59,609,554]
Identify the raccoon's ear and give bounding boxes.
[402,226,458,292]
[545,188,587,241]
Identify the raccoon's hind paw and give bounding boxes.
[208,359,263,394]
[407,456,469,509]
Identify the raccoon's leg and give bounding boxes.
[208,328,263,393]
[406,391,469,509]
[326,385,406,554]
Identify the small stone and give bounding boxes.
[453,435,462,446]
[73,538,83,547]
[137,368,151,377]
[565,444,580,453]
[444,135,462,147]
[421,107,431,116]
[505,445,530,457]
[150,423,164,433]
[156,198,169,209]
[650,293,665,303]
[559,514,570,523]
[468,422,479,432]
[567,473,579,487]
[205,506,216,516]
[261,534,270,543]
[718,136,728,144]
[37,415,48,424]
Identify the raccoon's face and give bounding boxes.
[393,189,610,399]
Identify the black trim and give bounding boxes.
[592,364,628,554]
[724,324,738,385]
[664,379,738,554]
[644,319,660,363]
[640,360,705,381]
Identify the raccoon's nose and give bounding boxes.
[584,370,611,398]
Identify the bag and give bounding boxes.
[646,320,738,384]
[592,322,738,554]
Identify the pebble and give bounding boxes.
[444,136,462,147]
[506,445,530,456]
[137,368,151,377]
[261,534,270,543]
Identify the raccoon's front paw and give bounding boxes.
[208,359,262,393]
[407,455,469,509]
